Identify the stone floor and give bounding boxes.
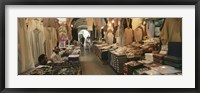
[79,47,116,75]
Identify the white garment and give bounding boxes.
[50,52,62,63]
[27,18,45,64]
[107,32,114,45]
[18,18,35,73]
[146,20,155,38]
[30,29,45,64]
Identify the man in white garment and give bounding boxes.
[50,47,68,63]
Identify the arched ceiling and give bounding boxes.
[72,18,87,29]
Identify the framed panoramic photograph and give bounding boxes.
[0,0,200,93]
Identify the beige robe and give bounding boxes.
[86,18,94,31]
[160,18,182,45]
[107,31,114,45]
[66,18,73,41]
[134,27,143,42]
[18,18,35,73]
[123,28,133,45]
[43,18,57,28]
[131,18,143,30]
[44,27,58,58]
[43,18,58,58]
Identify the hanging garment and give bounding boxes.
[94,18,100,30]
[115,20,121,44]
[131,18,143,30]
[26,18,43,33]
[107,31,114,45]
[123,28,134,45]
[30,28,45,64]
[114,18,119,27]
[160,18,182,45]
[44,27,58,58]
[27,18,45,64]
[55,20,60,42]
[66,18,73,41]
[43,18,57,28]
[134,27,143,42]
[18,18,35,74]
[146,20,155,38]
[86,18,94,31]
[141,25,147,37]
[101,18,107,26]
[43,18,58,55]
[107,19,114,31]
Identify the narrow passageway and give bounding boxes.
[79,47,116,75]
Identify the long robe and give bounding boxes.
[44,27,58,58]
[123,28,133,45]
[107,31,114,45]
[30,29,45,64]
[146,20,155,38]
[18,18,35,74]
[86,18,94,31]
[27,18,45,64]
[160,18,182,45]
[43,18,58,58]
[66,18,73,41]
[134,27,143,42]
[131,18,143,30]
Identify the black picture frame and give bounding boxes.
[0,0,199,93]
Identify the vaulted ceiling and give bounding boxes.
[72,18,87,29]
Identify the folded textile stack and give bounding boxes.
[124,61,143,75]
[126,49,143,58]
[143,62,162,68]
[132,42,142,48]
[111,47,127,56]
[143,38,160,44]
[145,53,154,61]
[30,66,53,75]
[100,45,112,50]
[68,55,80,63]
[163,56,182,68]
[153,54,165,64]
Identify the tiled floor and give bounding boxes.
[79,47,116,75]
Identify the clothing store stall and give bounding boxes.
[18,18,182,75]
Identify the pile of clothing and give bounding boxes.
[30,62,81,75]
